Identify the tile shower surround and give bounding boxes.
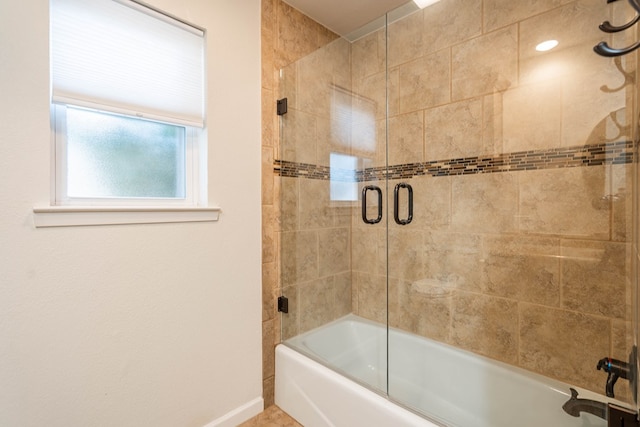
[262,0,637,408]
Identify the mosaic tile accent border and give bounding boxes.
[274,141,635,181]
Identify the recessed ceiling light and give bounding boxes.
[535,40,559,52]
[413,0,441,9]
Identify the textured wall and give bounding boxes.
[0,1,263,426]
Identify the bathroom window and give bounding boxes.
[330,153,358,202]
[50,0,206,207]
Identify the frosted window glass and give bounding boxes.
[330,153,358,201]
[66,108,186,199]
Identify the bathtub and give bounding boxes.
[275,314,623,427]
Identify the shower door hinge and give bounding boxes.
[277,98,288,116]
[608,404,638,427]
[277,296,289,313]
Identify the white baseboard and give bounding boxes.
[202,397,263,427]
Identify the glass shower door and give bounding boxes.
[277,33,390,395]
[381,0,638,425]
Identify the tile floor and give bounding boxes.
[238,405,302,427]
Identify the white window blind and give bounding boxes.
[51,0,205,127]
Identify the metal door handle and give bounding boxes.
[393,183,413,225]
[362,185,382,224]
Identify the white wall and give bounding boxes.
[0,1,263,426]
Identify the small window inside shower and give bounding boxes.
[330,153,358,202]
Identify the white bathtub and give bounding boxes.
[275,314,623,427]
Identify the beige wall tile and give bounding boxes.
[334,272,353,318]
[501,81,562,152]
[561,57,632,146]
[423,232,484,292]
[452,25,517,101]
[612,164,633,242]
[281,108,317,164]
[262,26,275,91]
[389,278,453,342]
[484,0,571,33]
[354,272,387,324]
[399,50,451,113]
[262,87,276,148]
[352,28,385,79]
[352,227,380,273]
[353,70,388,122]
[519,304,610,393]
[425,98,483,161]
[410,175,452,231]
[279,177,298,232]
[388,228,426,282]
[482,235,561,306]
[279,62,298,109]
[262,319,276,378]
[299,179,334,229]
[422,0,482,56]
[519,167,610,239]
[388,9,425,68]
[263,262,278,322]
[451,292,519,363]
[299,277,336,332]
[517,0,629,147]
[281,285,299,341]
[276,1,328,68]
[262,205,277,264]
[262,146,275,204]
[318,228,351,277]
[262,376,275,408]
[451,172,518,233]
[482,93,504,155]
[281,230,318,285]
[561,240,629,319]
[389,112,424,165]
[296,39,351,119]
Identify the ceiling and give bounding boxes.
[282,0,413,39]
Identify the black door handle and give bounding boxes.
[362,185,382,224]
[393,183,413,225]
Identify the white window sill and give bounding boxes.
[33,206,221,228]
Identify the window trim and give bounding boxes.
[53,105,202,208]
[32,205,221,228]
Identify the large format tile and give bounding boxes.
[519,304,610,393]
[452,25,518,100]
[399,50,451,113]
[318,227,351,277]
[501,81,562,152]
[280,230,318,285]
[389,111,425,165]
[519,167,610,239]
[389,277,453,342]
[482,235,561,306]
[425,97,483,161]
[423,232,484,292]
[354,271,387,324]
[561,240,629,319]
[451,172,518,233]
[451,292,519,364]
[422,0,482,56]
[484,0,571,32]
